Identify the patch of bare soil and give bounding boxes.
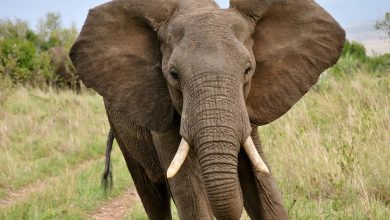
[0,159,98,209]
[91,188,140,220]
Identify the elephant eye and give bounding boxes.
[245,67,251,75]
[244,62,252,75]
[170,67,180,80]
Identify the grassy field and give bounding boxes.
[0,69,389,219]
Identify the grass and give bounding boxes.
[0,87,109,197]
[0,151,131,219]
[0,68,389,219]
[261,69,390,219]
[0,86,132,219]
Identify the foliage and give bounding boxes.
[330,40,390,77]
[0,14,78,89]
[0,38,54,86]
[375,12,390,38]
[341,40,367,62]
[0,18,30,40]
[1,38,36,70]
[365,53,390,73]
[37,13,78,50]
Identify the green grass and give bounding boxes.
[0,146,132,219]
[0,68,389,219]
[0,86,132,219]
[261,70,390,219]
[0,87,109,196]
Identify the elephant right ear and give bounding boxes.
[70,0,177,131]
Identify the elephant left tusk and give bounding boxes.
[167,138,190,179]
[243,136,270,174]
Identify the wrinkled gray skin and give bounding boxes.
[47,46,80,93]
[70,0,345,219]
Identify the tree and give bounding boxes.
[375,12,390,38]
[37,13,62,40]
[36,13,78,50]
[0,18,30,40]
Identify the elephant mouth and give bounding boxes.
[166,136,269,179]
[166,134,270,219]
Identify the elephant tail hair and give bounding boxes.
[101,127,114,193]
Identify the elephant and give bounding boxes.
[70,0,345,219]
[47,46,81,93]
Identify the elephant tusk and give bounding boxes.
[167,138,190,179]
[243,136,270,174]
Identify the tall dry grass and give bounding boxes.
[261,70,390,219]
[0,85,132,219]
[0,86,109,196]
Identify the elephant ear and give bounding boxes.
[70,0,177,131]
[231,0,345,125]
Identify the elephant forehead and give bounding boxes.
[163,9,253,42]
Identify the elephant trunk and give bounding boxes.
[197,131,243,220]
[180,74,251,219]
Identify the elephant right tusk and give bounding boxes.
[167,138,190,179]
[243,136,270,174]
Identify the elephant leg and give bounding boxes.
[151,126,213,220]
[106,105,171,219]
[119,146,172,220]
[238,126,289,220]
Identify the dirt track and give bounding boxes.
[0,159,98,209]
[91,188,140,220]
[0,157,141,220]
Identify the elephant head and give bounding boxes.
[70,0,345,219]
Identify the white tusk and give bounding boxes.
[167,138,190,179]
[243,136,270,174]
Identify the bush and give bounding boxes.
[329,40,389,77]
[0,38,55,86]
[0,38,37,84]
[365,53,390,73]
[341,40,367,62]
[0,15,78,89]
[1,38,36,69]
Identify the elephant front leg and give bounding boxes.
[151,127,214,220]
[122,153,172,220]
[238,125,289,220]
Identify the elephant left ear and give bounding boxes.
[231,0,345,125]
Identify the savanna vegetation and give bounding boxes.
[375,12,390,38]
[0,13,78,88]
[0,13,389,219]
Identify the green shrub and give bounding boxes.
[365,53,390,73]
[330,40,389,77]
[341,40,367,62]
[0,15,78,89]
[0,38,37,84]
[1,38,36,69]
[0,38,55,86]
